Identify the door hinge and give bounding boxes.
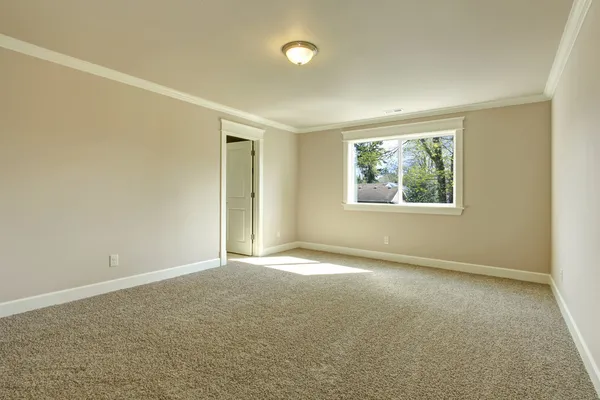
[251,150,256,156]
[251,234,255,241]
[251,192,255,198]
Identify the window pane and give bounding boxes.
[354,139,399,204]
[402,135,454,204]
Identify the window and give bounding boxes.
[343,117,463,215]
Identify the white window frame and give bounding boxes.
[342,117,464,216]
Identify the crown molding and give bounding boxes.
[1,0,585,138]
[0,34,299,133]
[544,0,592,98]
[296,93,549,134]
[341,117,464,142]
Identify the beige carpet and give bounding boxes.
[0,249,597,399]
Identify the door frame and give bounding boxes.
[220,119,265,266]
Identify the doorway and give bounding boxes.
[226,136,254,256]
[220,119,265,266]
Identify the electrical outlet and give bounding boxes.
[384,236,389,245]
[109,254,119,267]
[560,268,564,282]
[277,231,281,238]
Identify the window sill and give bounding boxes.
[342,203,464,215]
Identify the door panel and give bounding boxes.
[227,209,246,242]
[226,141,253,255]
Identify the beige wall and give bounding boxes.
[263,129,298,248]
[551,1,600,384]
[298,102,551,273]
[0,48,297,303]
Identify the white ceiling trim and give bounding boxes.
[0,33,298,133]
[342,117,464,142]
[0,0,586,137]
[297,94,549,134]
[544,0,593,98]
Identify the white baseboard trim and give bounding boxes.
[0,258,221,319]
[550,277,600,395]
[261,242,302,256]
[297,242,550,284]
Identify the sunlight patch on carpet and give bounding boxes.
[229,256,318,266]
[262,262,371,276]
[230,256,372,275]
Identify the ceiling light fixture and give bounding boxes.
[282,41,318,65]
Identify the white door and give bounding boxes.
[227,141,253,255]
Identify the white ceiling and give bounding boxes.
[0,0,572,130]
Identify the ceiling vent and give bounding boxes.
[384,108,404,115]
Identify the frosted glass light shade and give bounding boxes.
[282,41,318,65]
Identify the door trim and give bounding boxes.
[220,119,265,266]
